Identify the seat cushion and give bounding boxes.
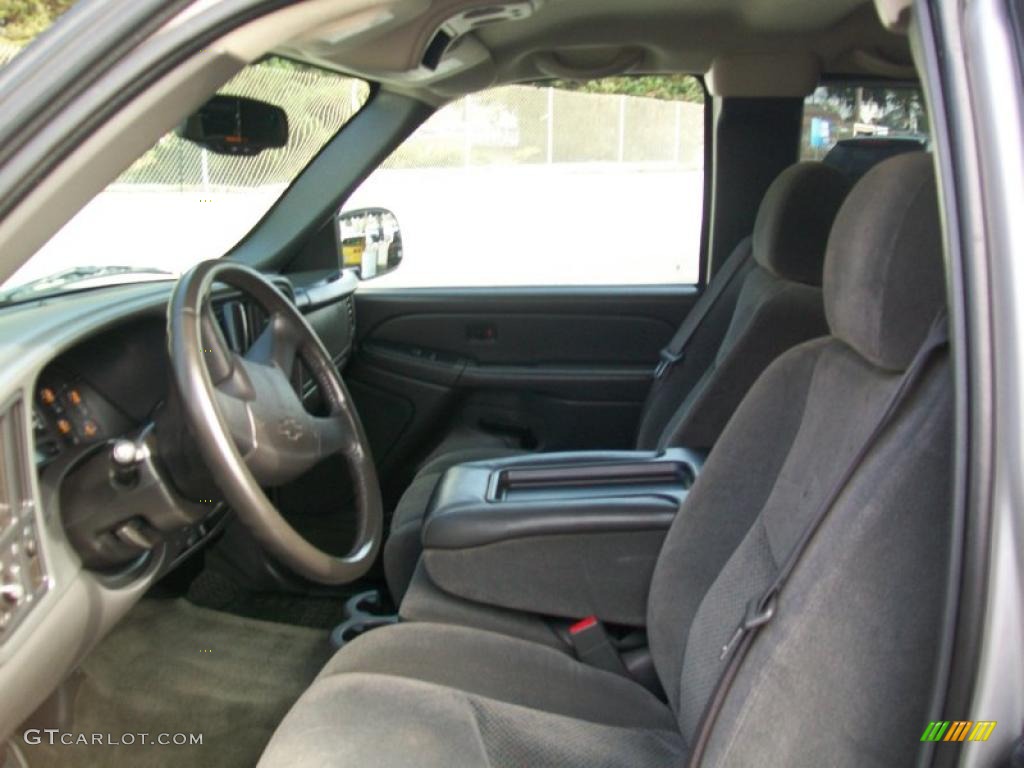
[384,443,527,601]
[320,622,676,730]
[418,423,526,473]
[260,623,685,768]
[259,673,685,768]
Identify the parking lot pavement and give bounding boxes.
[7,164,703,290]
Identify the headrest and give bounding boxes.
[824,152,945,371]
[752,162,851,285]
[823,137,927,184]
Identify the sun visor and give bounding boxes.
[705,52,820,98]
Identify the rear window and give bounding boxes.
[801,84,929,160]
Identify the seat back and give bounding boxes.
[647,153,951,766]
[636,162,850,451]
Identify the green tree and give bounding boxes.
[552,75,705,103]
[0,0,76,45]
[807,85,929,136]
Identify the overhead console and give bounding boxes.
[419,448,703,626]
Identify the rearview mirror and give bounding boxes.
[337,208,403,280]
[178,95,288,156]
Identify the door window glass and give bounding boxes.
[346,77,706,288]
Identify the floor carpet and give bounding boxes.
[18,597,331,768]
[185,566,361,629]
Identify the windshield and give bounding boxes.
[0,56,369,301]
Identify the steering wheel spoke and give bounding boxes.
[200,300,236,384]
[211,368,256,453]
[246,312,301,373]
[312,412,352,458]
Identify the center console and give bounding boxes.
[416,447,704,627]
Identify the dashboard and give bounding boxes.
[0,268,358,741]
[29,275,353,465]
[32,294,271,468]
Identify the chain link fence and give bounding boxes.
[382,85,704,171]
[351,85,707,288]
[117,61,369,190]
[0,43,700,182]
[0,46,369,190]
[2,40,708,288]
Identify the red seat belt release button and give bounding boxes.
[569,616,599,635]
[567,616,628,676]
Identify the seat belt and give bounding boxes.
[686,312,949,767]
[654,239,752,380]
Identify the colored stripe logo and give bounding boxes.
[921,721,997,742]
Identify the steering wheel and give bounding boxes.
[167,261,381,584]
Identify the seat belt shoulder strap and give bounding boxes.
[654,238,753,379]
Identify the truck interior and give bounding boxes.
[0,0,997,766]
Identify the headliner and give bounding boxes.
[272,0,914,103]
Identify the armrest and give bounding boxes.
[420,448,703,626]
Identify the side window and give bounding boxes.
[345,77,706,288]
[801,84,929,160]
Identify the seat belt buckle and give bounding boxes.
[568,616,629,676]
[654,348,683,380]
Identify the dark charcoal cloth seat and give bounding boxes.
[383,161,850,601]
[260,622,685,766]
[262,152,953,768]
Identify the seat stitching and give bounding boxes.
[463,695,495,768]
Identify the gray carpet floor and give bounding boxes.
[185,567,362,629]
[19,597,331,768]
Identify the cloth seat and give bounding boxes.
[319,622,676,729]
[260,623,684,767]
[263,153,952,768]
[383,160,851,601]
